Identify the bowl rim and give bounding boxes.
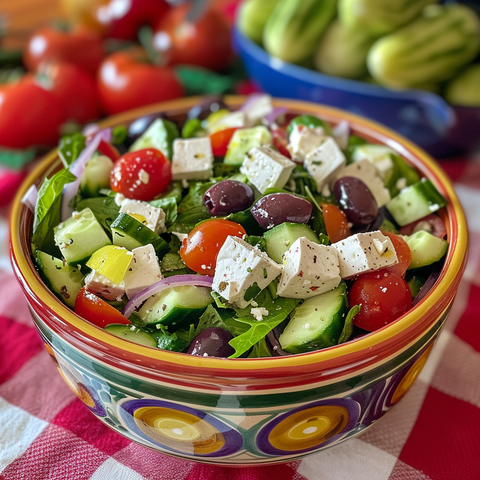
[9,95,468,374]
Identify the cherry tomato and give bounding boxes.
[153,4,234,72]
[209,127,237,157]
[23,26,105,76]
[110,148,171,200]
[97,47,184,115]
[271,125,291,158]
[180,219,246,276]
[97,140,120,162]
[349,271,412,332]
[322,203,351,243]
[380,230,412,277]
[399,213,447,239]
[0,76,65,149]
[75,287,130,328]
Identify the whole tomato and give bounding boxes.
[97,47,184,115]
[153,4,234,72]
[23,26,105,76]
[0,76,65,149]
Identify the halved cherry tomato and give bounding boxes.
[75,287,130,328]
[398,214,447,239]
[380,230,412,277]
[97,140,120,162]
[271,125,291,158]
[110,148,171,200]
[322,203,351,243]
[209,127,237,157]
[180,219,246,276]
[349,270,412,332]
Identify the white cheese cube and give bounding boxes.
[171,138,214,180]
[287,125,326,162]
[120,199,166,234]
[332,231,398,278]
[244,94,273,126]
[240,145,296,194]
[351,144,396,180]
[334,159,391,207]
[212,236,282,308]
[123,244,163,299]
[85,270,125,301]
[209,110,247,133]
[304,137,346,191]
[277,237,341,299]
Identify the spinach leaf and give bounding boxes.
[58,133,86,167]
[148,196,178,228]
[248,337,272,358]
[244,235,266,251]
[160,252,189,277]
[338,305,361,344]
[32,169,77,255]
[305,185,329,239]
[111,125,128,145]
[74,195,120,233]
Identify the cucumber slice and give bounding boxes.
[137,285,213,328]
[386,179,447,226]
[279,282,348,354]
[80,155,114,198]
[403,230,448,269]
[264,222,320,263]
[35,251,84,308]
[224,126,272,166]
[104,324,157,347]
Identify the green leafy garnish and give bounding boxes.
[58,133,86,167]
[111,125,128,145]
[73,195,120,234]
[338,305,361,344]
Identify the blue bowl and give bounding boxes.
[233,26,480,158]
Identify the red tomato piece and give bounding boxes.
[75,287,130,328]
[322,203,351,243]
[398,213,447,239]
[110,148,171,200]
[349,271,412,332]
[180,219,246,276]
[380,230,412,277]
[97,140,120,162]
[271,125,291,159]
[209,127,237,157]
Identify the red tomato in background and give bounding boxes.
[153,4,234,72]
[97,47,184,115]
[399,213,447,239]
[110,148,171,200]
[180,219,246,276]
[380,230,412,278]
[0,76,65,149]
[322,203,351,243]
[75,287,130,327]
[349,270,412,332]
[23,26,105,76]
[209,127,237,157]
[0,168,28,208]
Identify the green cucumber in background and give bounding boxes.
[263,0,337,64]
[367,4,480,89]
[338,0,437,37]
[313,19,376,79]
[237,0,281,45]
[445,64,480,107]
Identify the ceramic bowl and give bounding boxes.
[233,26,480,159]
[10,96,468,466]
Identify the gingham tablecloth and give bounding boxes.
[0,154,479,480]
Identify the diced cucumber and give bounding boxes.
[86,245,133,284]
[104,324,157,347]
[279,282,348,354]
[80,155,114,198]
[384,155,421,197]
[403,230,448,269]
[35,250,84,308]
[53,208,111,265]
[224,126,272,166]
[264,222,320,263]
[386,179,447,226]
[111,213,169,259]
[137,285,213,328]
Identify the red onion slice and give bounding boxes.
[333,120,350,150]
[239,93,266,112]
[265,107,288,127]
[123,274,213,318]
[21,184,38,212]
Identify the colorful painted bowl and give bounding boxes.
[233,26,480,159]
[10,96,468,466]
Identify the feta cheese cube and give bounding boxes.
[351,144,396,180]
[334,159,391,207]
[277,237,341,299]
[287,125,326,162]
[240,145,296,194]
[171,138,214,180]
[120,199,166,234]
[304,137,346,191]
[244,94,273,126]
[84,270,125,301]
[332,231,398,278]
[123,244,163,299]
[212,236,282,308]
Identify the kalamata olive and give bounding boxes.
[187,327,235,358]
[203,180,254,216]
[187,96,228,120]
[333,176,378,226]
[251,193,312,229]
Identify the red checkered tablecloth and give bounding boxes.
[0,154,479,480]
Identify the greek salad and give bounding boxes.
[26,95,449,358]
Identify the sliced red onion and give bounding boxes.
[265,107,288,127]
[239,93,266,112]
[122,274,213,318]
[333,120,350,151]
[412,271,441,307]
[60,131,104,221]
[21,184,38,212]
[82,125,112,144]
